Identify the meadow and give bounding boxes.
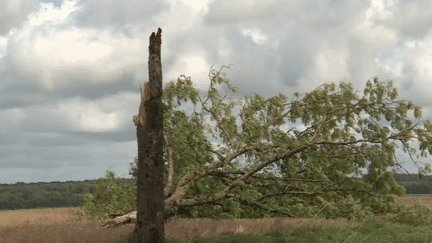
[1,195,432,243]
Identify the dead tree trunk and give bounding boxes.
[132,27,165,243]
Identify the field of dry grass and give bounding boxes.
[0,206,135,243]
[1,195,432,243]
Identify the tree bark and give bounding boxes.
[133,27,165,243]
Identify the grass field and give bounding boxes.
[1,195,432,242]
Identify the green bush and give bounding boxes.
[73,170,137,222]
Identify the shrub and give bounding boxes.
[73,170,137,222]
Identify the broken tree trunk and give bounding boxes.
[133,27,166,243]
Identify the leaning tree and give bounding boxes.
[77,64,432,226]
[130,64,432,223]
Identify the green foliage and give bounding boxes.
[73,170,137,222]
[0,181,97,211]
[377,202,432,227]
[79,65,432,227]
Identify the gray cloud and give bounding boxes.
[0,0,431,184]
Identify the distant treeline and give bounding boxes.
[0,177,137,211]
[1,172,431,212]
[347,172,432,195]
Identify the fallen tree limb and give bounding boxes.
[100,211,137,228]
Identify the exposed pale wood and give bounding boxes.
[100,211,137,228]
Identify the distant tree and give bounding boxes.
[72,184,86,194]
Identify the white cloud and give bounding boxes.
[0,0,431,184]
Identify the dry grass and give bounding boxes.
[0,207,135,243]
[1,195,431,243]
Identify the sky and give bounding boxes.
[1,0,432,185]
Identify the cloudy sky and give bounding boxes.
[1,0,432,185]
